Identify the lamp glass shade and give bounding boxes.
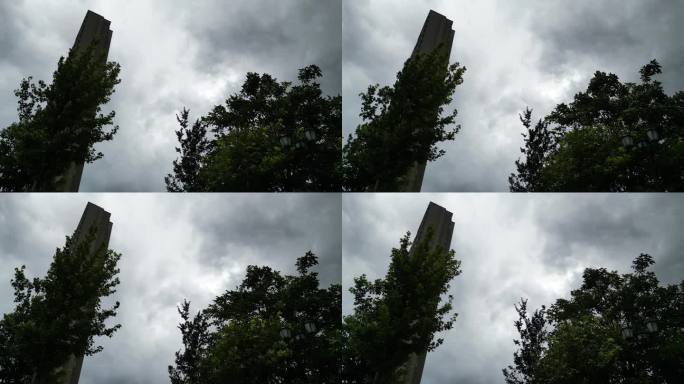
[280,136,292,147]
[305,130,317,141]
[622,327,633,339]
[647,321,658,333]
[647,129,659,142]
[622,135,634,148]
[280,328,291,338]
[305,322,317,333]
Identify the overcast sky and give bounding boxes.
[0,193,341,384]
[343,193,684,384]
[0,0,341,191]
[343,0,684,191]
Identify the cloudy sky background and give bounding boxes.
[0,0,341,191]
[0,193,341,383]
[343,0,684,191]
[343,193,684,383]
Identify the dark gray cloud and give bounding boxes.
[342,0,684,191]
[0,193,341,384]
[0,0,341,191]
[342,193,684,384]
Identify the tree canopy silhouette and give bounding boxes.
[165,65,341,192]
[503,254,684,383]
[168,252,341,384]
[342,229,461,383]
[510,60,684,192]
[342,49,466,191]
[0,43,121,192]
[0,227,122,383]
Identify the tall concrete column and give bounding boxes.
[32,202,113,384]
[400,202,454,384]
[53,10,113,192]
[397,10,454,192]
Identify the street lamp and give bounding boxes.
[646,128,659,142]
[280,328,292,339]
[304,321,317,334]
[621,134,635,148]
[304,130,317,141]
[280,135,292,147]
[621,324,634,339]
[646,319,658,333]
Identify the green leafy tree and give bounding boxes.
[164,109,210,192]
[510,60,684,191]
[168,252,341,384]
[504,254,684,383]
[0,43,121,192]
[508,109,554,192]
[165,65,341,192]
[168,300,212,384]
[502,299,548,384]
[0,228,122,383]
[342,49,466,191]
[342,229,461,383]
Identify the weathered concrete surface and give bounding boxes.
[398,10,454,192]
[32,202,112,384]
[54,10,113,192]
[400,202,454,384]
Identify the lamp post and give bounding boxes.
[304,129,317,142]
[619,313,660,378]
[280,319,318,381]
[280,135,293,148]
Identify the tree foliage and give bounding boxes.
[503,254,684,383]
[168,300,212,384]
[165,109,210,192]
[165,65,341,192]
[0,227,122,383]
[0,43,121,191]
[168,252,341,384]
[342,229,461,383]
[503,299,548,384]
[510,60,684,191]
[342,49,466,191]
[509,109,553,192]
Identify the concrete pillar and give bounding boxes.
[32,202,112,384]
[53,10,113,192]
[400,202,454,384]
[397,10,454,192]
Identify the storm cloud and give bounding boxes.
[0,193,341,384]
[343,0,684,191]
[342,193,684,383]
[0,0,341,191]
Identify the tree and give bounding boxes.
[510,60,684,191]
[168,252,342,384]
[165,65,341,192]
[342,229,462,383]
[342,49,466,191]
[168,300,212,384]
[0,43,121,192]
[0,227,122,383]
[502,299,548,384]
[508,109,554,192]
[164,110,210,192]
[503,254,684,383]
